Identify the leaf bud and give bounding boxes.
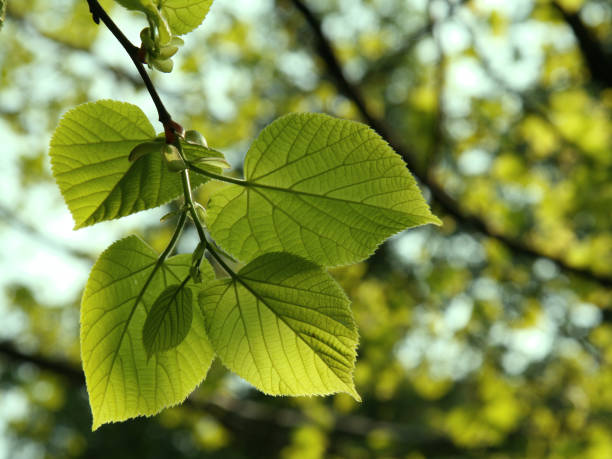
[152,58,174,73]
[159,45,179,59]
[184,130,208,147]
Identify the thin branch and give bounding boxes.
[427,6,447,166]
[289,0,612,289]
[358,0,467,85]
[85,0,173,128]
[358,23,432,85]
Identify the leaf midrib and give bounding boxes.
[96,262,181,410]
[244,180,424,216]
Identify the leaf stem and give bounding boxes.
[206,242,238,279]
[174,142,208,244]
[129,210,187,334]
[158,210,188,262]
[188,164,247,186]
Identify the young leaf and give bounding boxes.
[49,100,214,229]
[159,0,214,35]
[183,143,230,169]
[199,252,360,400]
[115,0,214,36]
[142,284,193,358]
[206,113,441,266]
[81,235,215,430]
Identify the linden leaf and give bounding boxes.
[200,252,360,400]
[81,235,215,429]
[206,113,441,267]
[142,284,193,358]
[50,100,221,229]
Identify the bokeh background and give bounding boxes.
[1,0,612,457]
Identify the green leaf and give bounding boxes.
[49,100,211,229]
[206,113,441,266]
[184,143,230,169]
[142,284,193,358]
[115,0,213,36]
[128,141,161,162]
[199,252,360,400]
[160,0,214,35]
[81,235,215,429]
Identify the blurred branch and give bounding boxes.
[358,23,432,85]
[289,0,612,290]
[428,8,448,165]
[0,340,462,452]
[463,20,601,170]
[7,10,144,89]
[0,204,93,261]
[358,0,465,85]
[551,0,612,89]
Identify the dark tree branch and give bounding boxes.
[0,340,461,452]
[551,1,612,89]
[289,0,612,290]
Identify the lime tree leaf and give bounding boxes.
[49,100,209,229]
[115,0,213,36]
[81,235,215,430]
[161,0,214,35]
[206,113,441,267]
[142,284,193,358]
[199,252,360,400]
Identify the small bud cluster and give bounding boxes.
[140,26,184,73]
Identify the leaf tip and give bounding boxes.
[91,417,102,432]
[346,385,361,403]
[430,213,443,226]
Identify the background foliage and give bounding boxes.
[1,0,612,457]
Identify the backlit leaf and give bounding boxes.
[206,113,441,266]
[142,284,193,358]
[81,235,215,429]
[199,252,360,400]
[50,100,221,229]
[115,0,214,35]
[161,0,214,36]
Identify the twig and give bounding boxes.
[85,0,174,130]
